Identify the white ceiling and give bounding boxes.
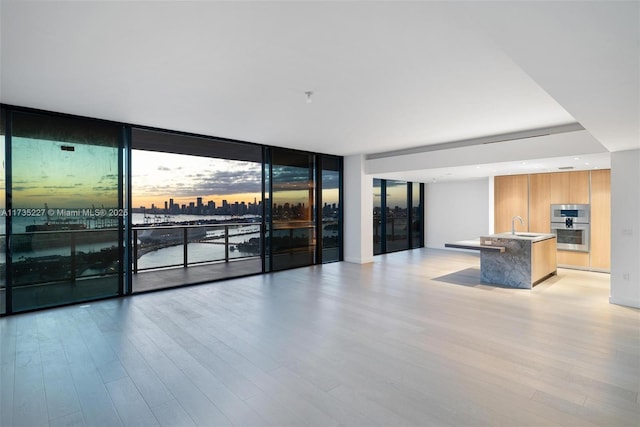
[1,1,638,182]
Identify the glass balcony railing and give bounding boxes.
[132,222,263,273]
[10,228,120,287]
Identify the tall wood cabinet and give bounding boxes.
[494,175,529,234]
[529,173,551,233]
[494,169,611,271]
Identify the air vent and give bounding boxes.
[558,166,574,170]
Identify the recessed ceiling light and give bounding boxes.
[585,162,590,166]
[574,157,580,160]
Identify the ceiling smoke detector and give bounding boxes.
[305,91,313,103]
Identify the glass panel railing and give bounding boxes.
[11,229,119,286]
[386,216,409,252]
[133,223,262,273]
[10,228,119,310]
[271,222,315,270]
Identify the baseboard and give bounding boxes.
[609,296,640,309]
[344,256,374,264]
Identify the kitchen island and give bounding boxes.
[479,233,557,288]
[445,233,557,289]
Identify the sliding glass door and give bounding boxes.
[373,179,424,256]
[320,156,342,263]
[270,149,316,271]
[130,128,263,292]
[0,105,343,314]
[8,111,123,312]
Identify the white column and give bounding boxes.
[343,154,373,264]
[610,149,640,308]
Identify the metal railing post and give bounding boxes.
[183,227,188,268]
[133,229,138,274]
[225,225,229,262]
[70,232,77,283]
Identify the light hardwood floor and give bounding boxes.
[1,248,638,426]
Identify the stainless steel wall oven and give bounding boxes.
[550,204,590,252]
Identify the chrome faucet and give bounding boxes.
[512,215,524,235]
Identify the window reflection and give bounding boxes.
[321,156,341,263]
[271,149,315,270]
[386,180,409,252]
[373,179,423,255]
[373,178,383,255]
[9,112,121,312]
[0,109,5,314]
[411,183,423,248]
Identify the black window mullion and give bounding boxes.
[407,182,413,248]
[4,108,13,315]
[381,180,387,254]
[315,155,323,264]
[122,125,132,295]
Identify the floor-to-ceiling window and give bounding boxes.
[411,182,424,248]
[386,180,409,252]
[7,110,123,312]
[0,105,343,315]
[320,155,342,263]
[1,109,5,314]
[130,128,264,292]
[373,179,424,255]
[270,148,316,271]
[373,178,384,255]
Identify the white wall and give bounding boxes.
[610,149,640,308]
[425,178,490,249]
[343,154,373,264]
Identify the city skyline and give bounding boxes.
[135,193,340,215]
[132,150,340,209]
[132,150,262,208]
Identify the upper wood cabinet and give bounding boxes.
[494,174,529,234]
[590,169,611,270]
[529,173,551,233]
[549,171,590,204]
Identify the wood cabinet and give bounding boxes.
[494,169,610,271]
[494,175,529,234]
[590,169,611,270]
[557,250,590,268]
[529,173,551,233]
[532,237,557,284]
[549,171,590,204]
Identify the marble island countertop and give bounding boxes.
[445,233,557,289]
[482,232,556,243]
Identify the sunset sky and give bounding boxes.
[133,150,340,209]
[7,139,340,210]
[11,137,118,208]
[132,150,262,209]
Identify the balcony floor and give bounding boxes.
[132,257,262,293]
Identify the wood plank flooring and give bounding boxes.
[1,248,638,426]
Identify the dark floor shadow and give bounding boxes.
[431,267,516,290]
